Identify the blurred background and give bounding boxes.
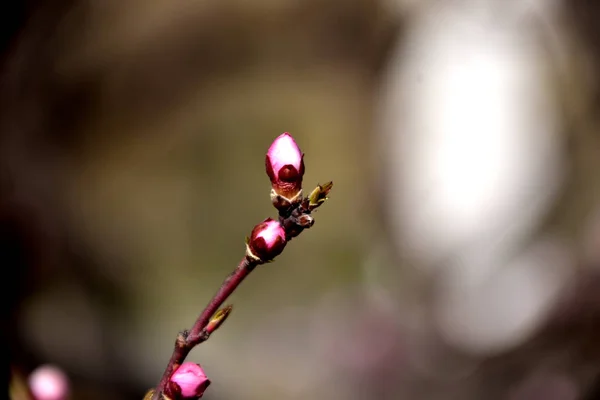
[2,0,599,399]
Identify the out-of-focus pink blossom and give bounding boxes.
[28,364,69,400]
[508,373,578,400]
[169,362,211,399]
[265,132,305,200]
[247,218,287,261]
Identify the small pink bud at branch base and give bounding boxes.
[168,362,210,399]
[28,365,69,400]
[205,305,233,334]
[246,218,287,262]
[265,133,305,202]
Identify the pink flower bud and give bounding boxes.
[247,218,287,261]
[265,133,305,201]
[168,362,210,399]
[28,365,69,400]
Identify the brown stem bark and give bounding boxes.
[152,257,255,399]
[151,181,332,399]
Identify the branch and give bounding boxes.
[148,132,332,400]
[151,258,253,400]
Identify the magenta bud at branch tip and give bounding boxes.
[265,132,305,203]
[167,362,211,399]
[28,364,69,400]
[246,218,287,262]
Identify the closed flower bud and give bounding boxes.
[265,133,305,203]
[246,218,287,262]
[167,362,210,399]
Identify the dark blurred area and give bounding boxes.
[2,1,599,399]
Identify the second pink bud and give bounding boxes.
[167,362,210,399]
[247,218,287,261]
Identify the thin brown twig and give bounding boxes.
[152,257,255,399]
[151,181,332,399]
